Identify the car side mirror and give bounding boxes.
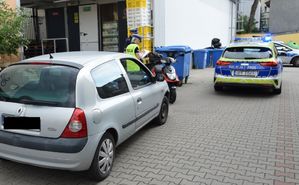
[278,52,287,57]
[155,73,164,82]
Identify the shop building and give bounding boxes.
[20,0,237,58]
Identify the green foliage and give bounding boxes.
[0,1,29,55]
[238,15,259,34]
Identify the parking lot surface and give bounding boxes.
[1,68,299,185]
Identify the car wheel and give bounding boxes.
[273,83,282,95]
[214,85,223,92]
[177,80,183,87]
[88,132,115,181]
[294,58,299,67]
[154,96,169,125]
[169,89,177,104]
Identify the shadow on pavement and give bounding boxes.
[214,86,278,98]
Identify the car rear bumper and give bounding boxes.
[214,75,281,89]
[0,130,87,153]
[0,132,102,171]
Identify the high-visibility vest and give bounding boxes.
[125,44,140,72]
[126,44,139,58]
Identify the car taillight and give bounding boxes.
[216,60,231,66]
[260,61,278,67]
[61,108,87,138]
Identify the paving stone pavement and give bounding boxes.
[1,68,299,185]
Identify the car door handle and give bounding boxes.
[137,97,142,104]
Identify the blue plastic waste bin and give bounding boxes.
[155,45,192,83]
[210,49,225,67]
[193,49,209,69]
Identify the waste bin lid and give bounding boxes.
[155,45,192,53]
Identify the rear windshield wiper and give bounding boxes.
[18,98,59,106]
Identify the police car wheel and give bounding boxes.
[214,85,223,92]
[273,83,282,95]
[294,58,299,67]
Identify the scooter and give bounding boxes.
[146,52,180,104]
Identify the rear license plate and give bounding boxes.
[3,117,40,130]
[234,70,258,77]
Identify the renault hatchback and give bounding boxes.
[0,51,169,181]
[214,39,283,94]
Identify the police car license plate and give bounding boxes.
[234,70,258,77]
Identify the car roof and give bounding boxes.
[228,41,274,49]
[21,51,131,68]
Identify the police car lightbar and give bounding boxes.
[234,34,273,43]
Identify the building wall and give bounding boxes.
[6,0,20,8]
[6,0,16,8]
[153,0,237,49]
[269,0,299,34]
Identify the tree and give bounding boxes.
[0,1,29,55]
[238,15,259,34]
[248,0,260,33]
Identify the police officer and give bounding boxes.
[125,28,138,49]
[126,34,142,60]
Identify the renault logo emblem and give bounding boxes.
[16,107,24,116]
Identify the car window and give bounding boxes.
[120,58,152,89]
[0,64,78,107]
[91,60,129,99]
[223,47,273,59]
[275,43,292,52]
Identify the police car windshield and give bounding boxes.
[223,47,273,59]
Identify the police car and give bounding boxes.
[214,37,283,94]
[274,41,299,67]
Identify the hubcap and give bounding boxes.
[98,139,114,174]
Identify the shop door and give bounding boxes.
[45,8,66,52]
[67,6,80,51]
[79,4,99,51]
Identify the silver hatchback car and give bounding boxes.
[0,51,169,181]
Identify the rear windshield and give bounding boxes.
[0,64,79,107]
[223,47,273,59]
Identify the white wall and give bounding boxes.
[153,0,237,49]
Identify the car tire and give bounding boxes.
[154,96,169,125]
[293,58,299,67]
[169,89,177,104]
[88,132,115,182]
[177,80,183,87]
[214,85,223,92]
[273,83,282,95]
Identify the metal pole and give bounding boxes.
[41,40,44,55]
[66,38,69,52]
[54,40,56,53]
